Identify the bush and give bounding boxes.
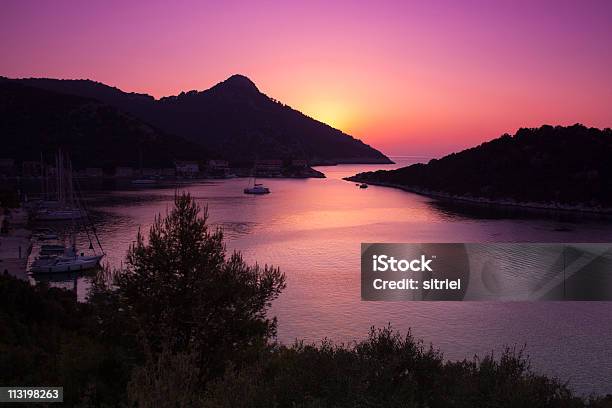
[0,275,131,406]
[91,192,285,382]
[202,326,585,408]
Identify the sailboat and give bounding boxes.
[31,151,105,274]
[244,183,270,194]
[30,219,105,274]
[36,149,86,220]
[30,249,104,273]
[244,171,270,194]
[243,160,270,194]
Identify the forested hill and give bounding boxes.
[2,74,392,164]
[349,124,612,208]
[0,81,209,170]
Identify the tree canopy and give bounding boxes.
[92,192,286,379]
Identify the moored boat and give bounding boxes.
[30,253,104,274]
[35,149,86,220]
[244,183,271,194]
[244,167,271,194]
[30,149,106,275]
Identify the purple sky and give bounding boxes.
[2,0,611,156]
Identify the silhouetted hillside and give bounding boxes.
[0,81,210,170]
[3,75,392,164]
[349,125,612,209]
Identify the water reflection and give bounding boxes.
[26,158,612,396]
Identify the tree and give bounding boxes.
[98,192,285,380]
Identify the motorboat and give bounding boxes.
[359,183,369,189]
[244,183,270,195]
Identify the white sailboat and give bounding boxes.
[30,249,104,273]
[36,149,86,220]
[244,183,270,194]
[31,227,105,274]
[243,165,270,194]
[31,150,105,274]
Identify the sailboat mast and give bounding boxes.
[39,152,45,200]
[68,154,77,253]
[56,150,62,205]
[68,155,74,206]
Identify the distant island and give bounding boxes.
[0,74,392,168]
[347,124,612,213]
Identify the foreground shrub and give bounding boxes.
[201,326,590,408]
[0,275,131,406]
[90,192,285,381]
[127,349,202,408]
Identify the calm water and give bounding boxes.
[33,158,612,396]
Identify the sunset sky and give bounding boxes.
[1,0,611,157]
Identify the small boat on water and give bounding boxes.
[244,168,270,194]
[30,250,104,274]
[32,239,105,274]
[244,183,271,195]
[359,183,369,189]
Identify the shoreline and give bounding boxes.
[0,207,32,280]
[310,157,395,166]
[344,176,612,215]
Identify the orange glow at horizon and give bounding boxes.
[2,0,611,158]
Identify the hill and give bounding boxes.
[0,81,210,170]
[2,75,392,164]
[347,125,612,211]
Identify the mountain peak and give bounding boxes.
[5,75,392,164]
[221,74,259,92]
